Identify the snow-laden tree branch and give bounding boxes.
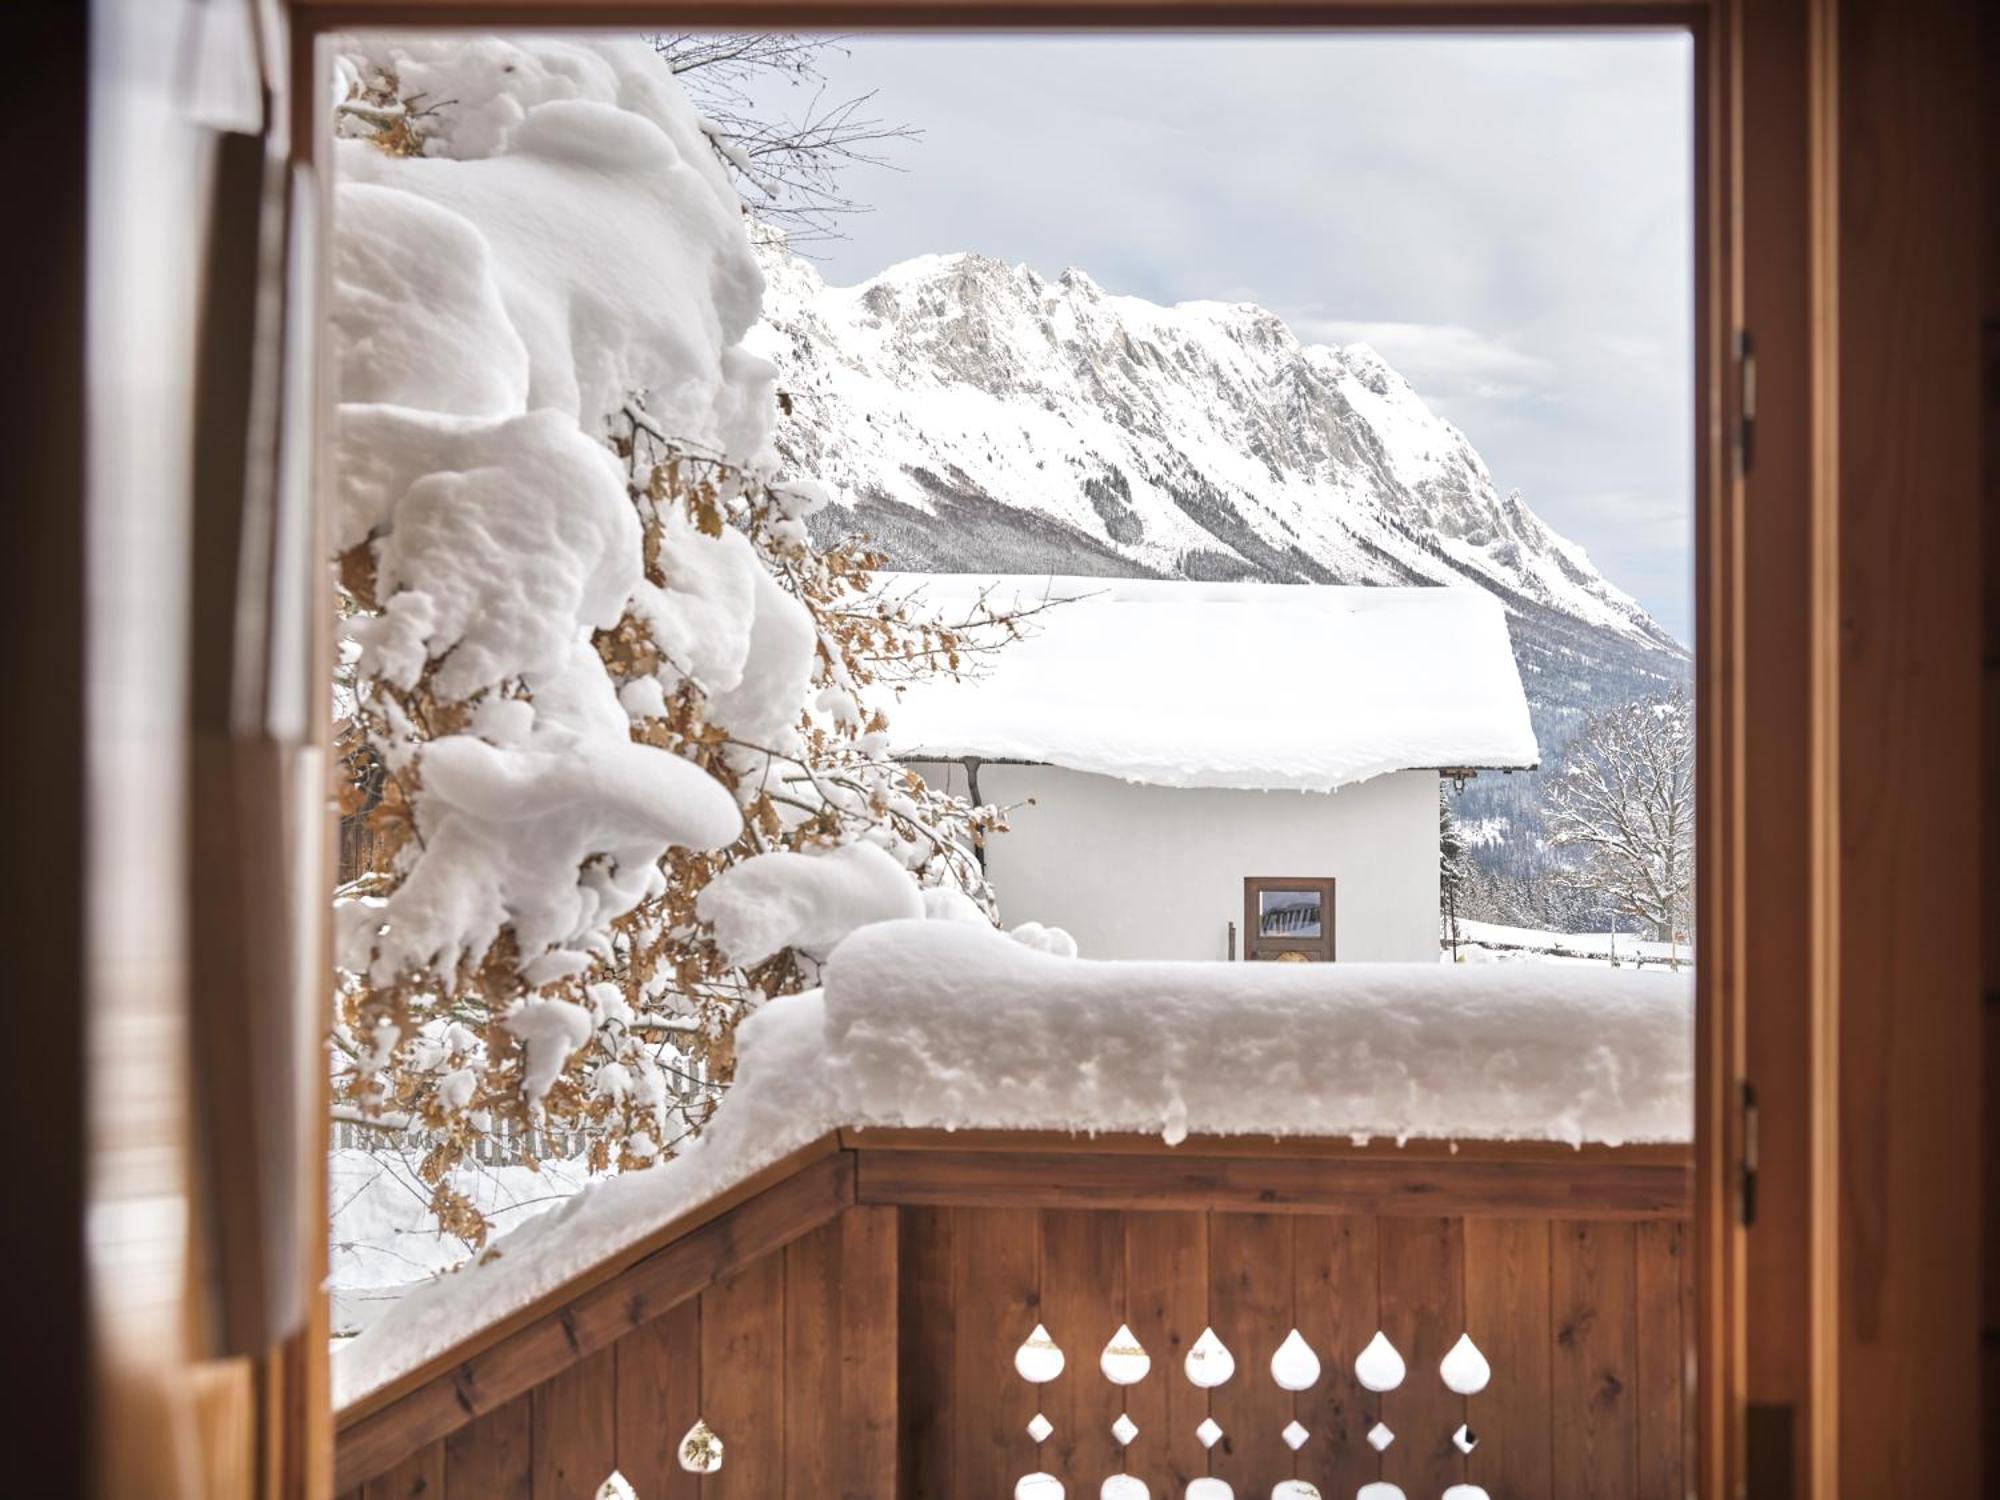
[324,35,1038,1245]
[650,33,920,245]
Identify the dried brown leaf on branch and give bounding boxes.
[330,401,1042,1237]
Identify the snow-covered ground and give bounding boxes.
[1448,918,1693,969]
[329,1147,594,1339]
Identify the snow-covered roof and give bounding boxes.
[336,919,1690,1409]
[884,576,1539,792]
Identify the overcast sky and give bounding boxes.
[745,33,1694,642]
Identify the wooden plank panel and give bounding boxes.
[191,1360,256,1500]
[1121,1211,1209,1493]
[846,1128,1693,1165]
[1205,1213,1293,1495]
[839,1205,899,1500]
[950,1208,1041,1500]
[530,1348,616,1500]
[700,1251,786,1500]
[1292,1215,1379,1499]
[1377,1216,1466,1496]
[1633,1221,1686,1499]
[1038,1209,1127,1485]
[1463,1218,1554,1500]
[338,1150,851,1491]
[445,1392,531,1500]
[898,1207,955,1500]
[1551,1221,1638,1500]
[1679,1212,1697,1489]
[361,1444,442,1500]
[858,1147,1691,1219]
[1831,1,1986,1491]
[614,1299,699,1500]
[342,1138,841,1432]
[784,1222,840,1500]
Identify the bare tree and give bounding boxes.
[651,34,919,245]
[1440,785,1473,958]
[1544,690,1695,958]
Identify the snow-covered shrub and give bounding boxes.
[328,34,1023,1244]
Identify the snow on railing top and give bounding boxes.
[333,919,1689,1408]
[820,920,1691,1149]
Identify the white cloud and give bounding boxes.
[1294,318,1554,405]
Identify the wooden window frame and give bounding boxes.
[1243,875,1337,962]
[285,6,1737,1494]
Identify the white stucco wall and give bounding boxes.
[910,761,1444,963]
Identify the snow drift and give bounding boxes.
[821,920,1691,1148]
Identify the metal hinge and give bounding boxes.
[1735,329,1757,477]
[1738,1079,1760,1227]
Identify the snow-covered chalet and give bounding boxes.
[892,577,1539,963]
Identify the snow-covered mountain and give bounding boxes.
[747,240,1688,764]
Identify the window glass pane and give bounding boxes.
[1259,889,1321,939]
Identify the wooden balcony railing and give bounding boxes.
[337,1129,1692,1500]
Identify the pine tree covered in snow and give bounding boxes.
[1543,689,1694,956]
[326,35,1027,1246]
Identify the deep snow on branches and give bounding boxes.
[329,34,1021,1247]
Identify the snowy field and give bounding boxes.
[1448,918,1693,969]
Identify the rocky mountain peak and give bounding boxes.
[746,236,1685,674]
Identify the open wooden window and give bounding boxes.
[1243,876,1335,963]
[58,3,1961,1497]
